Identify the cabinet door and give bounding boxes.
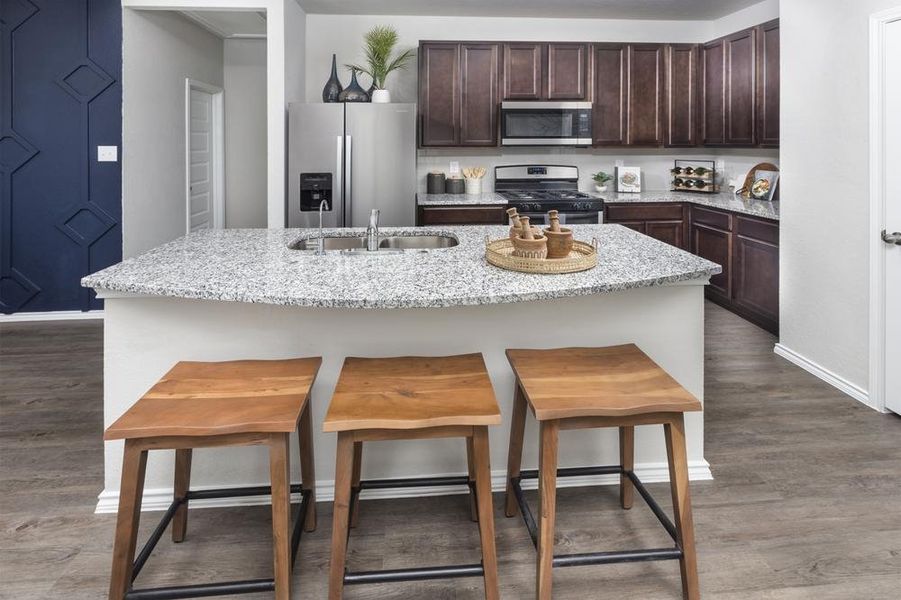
[460,43,499,146]
[701,38,726,145]
[691,222,731,299]
[502,43,543,100]
[733,234,779,329]
[756,19,779,147]
[627,44,665,145]
[417,205,507,226]
[419,43,460,146]
[665,44,699,147]
[646,220,684,249]
[724,27,757,145]
[593,44,627,145]
[547,43,589,100]
[617,221,646,234]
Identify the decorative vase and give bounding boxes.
[321,54,343,103]
[339,71,369,102]
[594,184,608,193]
[371,89,391,103]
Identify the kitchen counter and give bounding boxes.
[88,225,714,514]
[416,192,509,206]
[83,225,720,309]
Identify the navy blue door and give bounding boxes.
[1,0,122,314]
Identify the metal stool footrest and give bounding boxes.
[511,465,684,569]
[343,474,484,585]
[124,484,312,600]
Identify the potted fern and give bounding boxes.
[347,26,414,103]
[592,171,613,193]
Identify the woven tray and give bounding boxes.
[485,237,598,274]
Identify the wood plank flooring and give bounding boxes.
[1,304,899,599]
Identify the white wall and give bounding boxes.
[122,9,223,257]
[710,0,779,38]
[224,38,268,228]
[779,0,899,398]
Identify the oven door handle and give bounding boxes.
[520,212,602,225]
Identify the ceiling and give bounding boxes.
[180,10,267,38]
[298,0,763,20]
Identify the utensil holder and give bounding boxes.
[465,178,482,195]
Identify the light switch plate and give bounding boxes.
[614,159,625,167]
[98,145,118,162]
[449,161,460,175]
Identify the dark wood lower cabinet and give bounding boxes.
[417,205,508,226]
[690,221,732,301]
[604,203,688,250]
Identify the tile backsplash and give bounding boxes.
[417,147,779,194]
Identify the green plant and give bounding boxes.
[346,26,415,90]
[592,171,613,185]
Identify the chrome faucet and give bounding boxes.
[365,209,380,251]
[315,199,328,255]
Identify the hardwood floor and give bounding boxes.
[1,304,899,599]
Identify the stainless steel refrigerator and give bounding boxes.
[287,103,416,228]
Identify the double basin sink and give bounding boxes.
[291,234,458,254]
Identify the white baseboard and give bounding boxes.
[773,343,878,411]
[0,310,104,322]
[95,461,713,514]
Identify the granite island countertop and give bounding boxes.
[82,225,721,309]
[418,190,779,220]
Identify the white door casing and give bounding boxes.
[185,79,224,231]
[869,8,901,414]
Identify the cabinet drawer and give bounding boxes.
[690,205,731,230]
[736,215,778,245]
[605,203,684,222]
[417,206,507,225]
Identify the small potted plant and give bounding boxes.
[592,171,613,193]
[346,26,414,103]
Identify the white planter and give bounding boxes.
[594,184,608,193]
[465,178,482,195]
[370,89,391,103]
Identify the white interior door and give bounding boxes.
[186,81,224,231]
[884,18,901,414]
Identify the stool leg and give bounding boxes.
[349,441,363,528]
[171,449,192,542]
[268,433,292,600]
[536,420,559,600]
[299,399,317,532]
[328,431,355,600]
[619,426,634,510]
[504,382,528,517]
[108,440,148,600]
[665,415,700,600]
[466,436,479,522]
[472,427,500,600]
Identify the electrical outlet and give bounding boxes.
[615,159,625,168]
[449,161,460,175]
[716,159,725,172]
[98,146,118,162]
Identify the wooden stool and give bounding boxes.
[104,358,322,600]
[323,354,502,600]
[504,345,702,600]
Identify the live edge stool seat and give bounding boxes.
[104,358,322,600]
[323,354,502,600]
[504,345,703,600]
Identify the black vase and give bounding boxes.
[339,70,369,103]
[321,54,343,103]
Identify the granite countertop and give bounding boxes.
[82,226,721,310]
[417,192,509,206]
[418,190,779,220]
[602,191,780,220]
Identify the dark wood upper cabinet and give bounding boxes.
[725,27,756,145]
[701,38,726,145]
[546,43,589,99]
[592,43,627,145]
[502,43,543,100]
[756,19,779,147]
[460,43,499,145]
[627,44,665,145]
[665,44,700,147]
[419,43,460,146]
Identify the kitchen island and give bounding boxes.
[84,225,720,513]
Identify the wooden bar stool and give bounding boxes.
[104,358,321,600]
[323,354,502,600]
[504,345,702,600]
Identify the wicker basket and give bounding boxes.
[486,237,598,274]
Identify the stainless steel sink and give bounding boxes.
[290,234,458,253]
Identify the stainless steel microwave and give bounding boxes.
[500,101,593,146]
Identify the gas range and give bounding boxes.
[495,165,603,225]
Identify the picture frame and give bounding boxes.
[749,170,779,201]
[615,166,641,193]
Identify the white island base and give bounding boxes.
[96,281,710,513]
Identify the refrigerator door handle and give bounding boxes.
[345,135,352,227]
[335,135,343,225]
